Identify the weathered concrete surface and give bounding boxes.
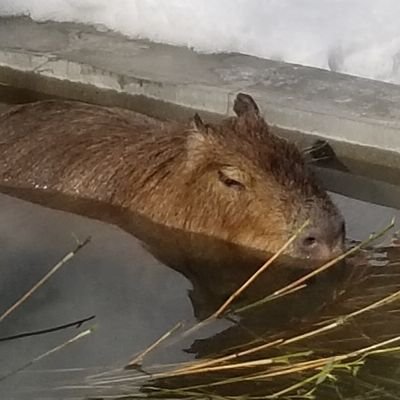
[1,16,400,155]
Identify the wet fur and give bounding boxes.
[0,96,341,257]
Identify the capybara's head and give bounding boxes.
[178,93,344,263]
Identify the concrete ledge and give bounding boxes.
[1,16,400,156]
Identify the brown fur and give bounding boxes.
[0,93,344,261]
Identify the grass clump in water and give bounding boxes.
[83,219,400,400]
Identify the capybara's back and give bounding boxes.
[0,94,345,262]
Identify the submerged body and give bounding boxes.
[0,93,344,262]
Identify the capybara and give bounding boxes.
[0,93,345,262]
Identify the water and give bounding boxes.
[0,86,400,399]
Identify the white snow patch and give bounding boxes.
[2,0,400,83]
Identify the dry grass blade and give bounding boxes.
[235,283,307,314]
[211,220,310,319]
[179,221,310,340]
[0,328,94,382]
[314,287,400,328]
[282,289,400,347]
[154,351,312,377]
[260,334,400,384]
[0,237,91,324]
[268,364,346,399]
[155,339,284,378]
[127,322,183,367]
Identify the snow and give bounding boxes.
[1,0,400,84]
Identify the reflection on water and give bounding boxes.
[0,192,196,399]
[0,88,400,399]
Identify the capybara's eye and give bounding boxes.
[218,170,245,191]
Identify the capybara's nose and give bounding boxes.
[296,220,345,261]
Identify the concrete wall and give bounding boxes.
[1,16,400,170]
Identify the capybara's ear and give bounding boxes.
[186,113,210,168]
[233,93,260,117]
[191,113,205,131]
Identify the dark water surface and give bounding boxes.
[0,85,400,399]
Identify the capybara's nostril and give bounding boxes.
[302,235,318,248]
[297,230,332,260]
